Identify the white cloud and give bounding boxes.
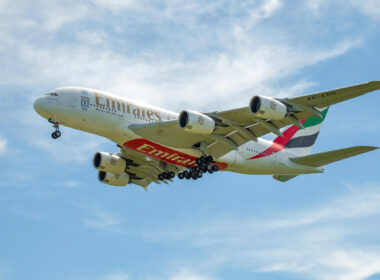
[101,269,213,280]
[4,37,360,114]
[169,269,215,280]
[306,0,380,19]
[80,205,124,232]
[0,0,365,113]
[144,184,380,280]
[93,0,136,11]
[65,180,81,187]
[351,0,380,19]
[28,131,106,164]
[0,137,7,155]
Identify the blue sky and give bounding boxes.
[0,0,380,279]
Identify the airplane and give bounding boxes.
[33,81,380,189]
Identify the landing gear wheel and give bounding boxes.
[207,164,214,173]
[193,166,200,172]
[169,171,175,179]
[49,118,62,139]
[212,164,219,172]
[206,155,214,163]
[197,171,203,178]
[178,172,185,179]
[206,163,213,172]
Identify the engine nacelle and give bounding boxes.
[93,152,127,173]
[249,96,287,120]
[178,110,215,134]
[98,171,130,186]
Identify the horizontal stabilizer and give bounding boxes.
[273,175,298,182]
[289,146,378,167]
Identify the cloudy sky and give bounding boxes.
[1,0,380,279]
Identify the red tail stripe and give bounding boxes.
[248,119,306,160]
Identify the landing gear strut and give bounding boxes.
[49,118,61,139]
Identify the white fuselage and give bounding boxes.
[33,87,322,175]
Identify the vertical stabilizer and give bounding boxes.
[284,107,328,155]
[248,108,329,160]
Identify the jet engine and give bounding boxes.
[98,171,130,186]
[249,96,287,120]
[178,110,215,134]
[93,152,127,173]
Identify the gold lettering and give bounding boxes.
[133,107,140,117]
[106,97,121,111]
[177,158,191,164]
[154,112,162,122]
[126,103,132,114]
[136,144,155,153]
[188,160,196,166]
[166,153,177,160]
[153,150,170,158]
[171,155,181,161]
[147,110,154,120]
[95,93,106,106]
[141,108,146,118]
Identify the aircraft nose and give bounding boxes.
[33,97,43,111]
[33,96,51,119]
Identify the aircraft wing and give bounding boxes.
[129,81,380,159]
[118,145,182,189]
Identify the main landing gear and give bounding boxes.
[158,171,176,181]
[177,155,219,181]
[157,156,219,182]
[49,118,61,139]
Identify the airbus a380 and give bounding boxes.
[33,81,379,189]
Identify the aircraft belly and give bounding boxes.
[227,152,322,175]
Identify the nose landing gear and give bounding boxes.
[49,118,61,139]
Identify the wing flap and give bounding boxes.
[289,146,378,167]
[119,146,182,189]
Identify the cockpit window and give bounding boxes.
[45,92,58,96]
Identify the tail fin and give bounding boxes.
[275,107,329,156]
[248,108,329,160]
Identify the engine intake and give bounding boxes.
[178,110,215,134]
[249,95,287,120]
[93,152,127,173]
[98,171,130,186]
